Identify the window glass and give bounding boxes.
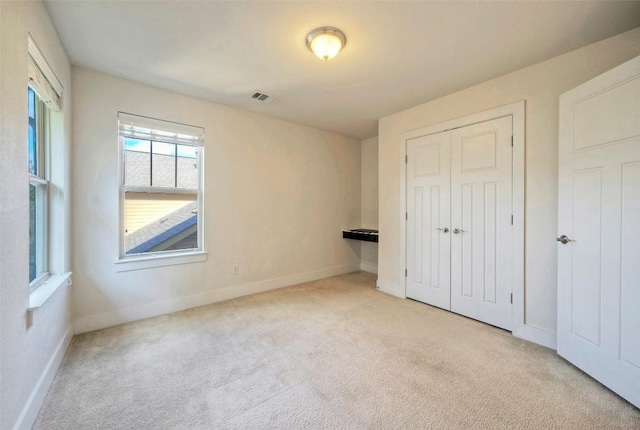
[29,184,37,282]
[28,88,38,176]
[177,145,199,189]
[124,193,198,255]
[151,142,177,187]
[124,138,150,187]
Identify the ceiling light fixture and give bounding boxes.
[306,27,346,61]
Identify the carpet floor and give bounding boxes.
[34,271,639,429]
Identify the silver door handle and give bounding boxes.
[556,235,575,244]
[435,227,449,233]
[453,228,467,234]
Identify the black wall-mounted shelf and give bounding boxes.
[342,229,379,243]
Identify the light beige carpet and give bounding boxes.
[34,272,639,429]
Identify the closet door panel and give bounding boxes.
[406,131,451,310]
[450,116,513,330]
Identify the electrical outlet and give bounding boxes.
[233,264,240,275]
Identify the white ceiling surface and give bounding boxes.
[45,1,640,139]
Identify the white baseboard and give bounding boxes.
[360,262,378,274]
[513,323,557,350]
[14,324,73,430]
[74,263,360,334]
[376,280,405,298]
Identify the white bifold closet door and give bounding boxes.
[407,116,513,331]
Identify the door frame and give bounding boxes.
[399,101,527,337]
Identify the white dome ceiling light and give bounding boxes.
[306,27,346,61]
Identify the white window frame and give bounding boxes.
[115,112,206,272]
[27,34,72,311]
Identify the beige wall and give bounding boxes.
[72,67,361,329]
[378,27,640,336]
[0,2,73,429]
[360,136,379,270]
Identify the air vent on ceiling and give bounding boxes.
[251,92,278,105]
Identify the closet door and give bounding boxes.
[450,116,513,330]
[406,131,451,310]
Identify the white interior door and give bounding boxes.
[406,131,451,310]
[558,55,640,408]
[450,116,513,330]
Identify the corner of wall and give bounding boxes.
[360,135,379,274]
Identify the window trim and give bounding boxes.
[114,250,207,272]
[29,272,72,311]
[116,114,206,270]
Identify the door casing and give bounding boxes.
[400,101,530,343]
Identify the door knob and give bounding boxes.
[436,227,449,233]
[453,228,467,234]
[556,235,575,244]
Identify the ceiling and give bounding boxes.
[44,1,640,139]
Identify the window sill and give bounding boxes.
[28,272,72,312]
[115,250,207,272]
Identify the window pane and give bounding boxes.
[123,139,199,189]
[28,88,38,175]
[151,142,177,187]
[153,141,176,156]
[124,138,151,153]
[29,184,37,281]
[124,192,198,255]
[124,139,150,186]
[177,145,199,189]
[29,183,46,282]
